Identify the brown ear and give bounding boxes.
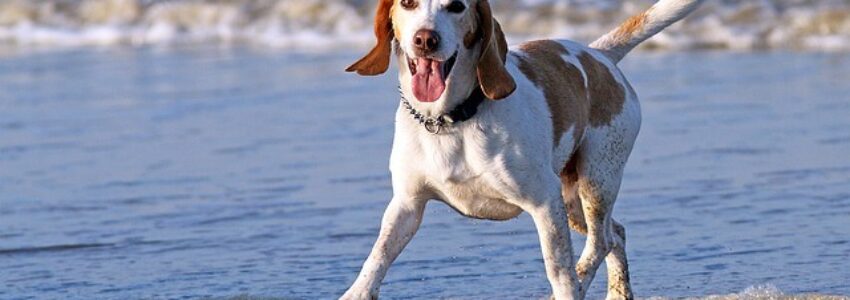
[346,0,394,76]
[475,0,516,100]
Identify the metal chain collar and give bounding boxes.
[400,94,453,134]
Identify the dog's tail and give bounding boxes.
[589,0,703,63]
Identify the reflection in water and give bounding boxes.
[0,48,849,299]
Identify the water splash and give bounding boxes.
[662,284,849,300]
[0,0,849,51]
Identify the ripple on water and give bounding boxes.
[0,50,848,299]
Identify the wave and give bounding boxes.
[648,285,850,300]
[1,0,849,51]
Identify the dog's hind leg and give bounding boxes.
[562,150,627,299]
[564,173,632,300]
[574,179,616,299]
[573,128,635,299]
[605,220,633,300]
[560,156,588,236]
[560,155,631,300]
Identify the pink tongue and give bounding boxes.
[412,58,445,102]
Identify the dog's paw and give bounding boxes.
[339,288,378,300]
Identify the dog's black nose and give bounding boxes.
[413,29,440,54]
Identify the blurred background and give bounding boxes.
[0,0,848,51]
[1,1,849,300]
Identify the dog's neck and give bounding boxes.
[398,89,458,118]
[399,84,486,134]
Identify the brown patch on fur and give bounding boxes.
[578,52,626,127]
[475,0,515,100]
[515,40,589,147]
[560,152,580,183]
[612,11,648,44]
[493,22,509,62]
[463,15,482,50]
[346,0,394,75]
[560,152,587,235]
[464,29,478,49]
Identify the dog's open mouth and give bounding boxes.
[407,51,457,102]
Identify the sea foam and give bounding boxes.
[0,0,848,51]
[649,285,850,300]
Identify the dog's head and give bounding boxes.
[347,0,516,103]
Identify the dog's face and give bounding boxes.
[394,0,475,103]
[347,0,516,104]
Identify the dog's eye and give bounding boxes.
[400,0,418,10]
[446,1,466,13]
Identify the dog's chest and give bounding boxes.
[420,135,480,184]
[432,175,522,221]
[413,132,523,220]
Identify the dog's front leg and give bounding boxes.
[525,191,582,300]
[341,196,425,300]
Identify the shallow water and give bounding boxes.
[0,47,849,299]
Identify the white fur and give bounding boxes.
[342,1,701,299]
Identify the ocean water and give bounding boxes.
[1,47,849,300]
[1,0,850,51]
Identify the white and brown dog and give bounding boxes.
[341,0,702,299]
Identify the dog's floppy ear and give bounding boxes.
[475,0,516,100]
[346,0,394,76]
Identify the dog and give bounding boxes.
[340,0,702,299]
